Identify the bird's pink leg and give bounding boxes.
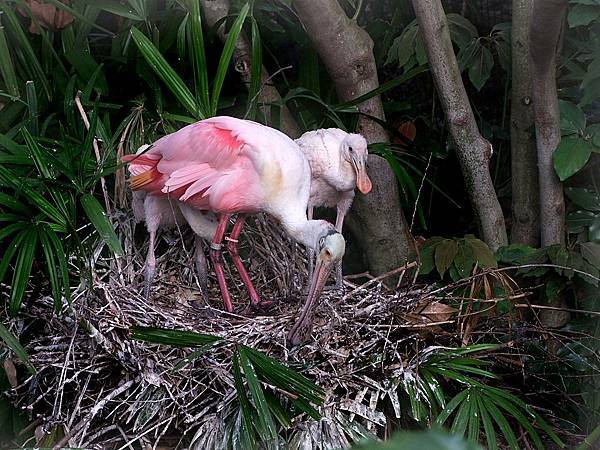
[226,215,266,308]
[334,210,345,290]
[210,214,234,312]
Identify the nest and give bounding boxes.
[4,214,473,449]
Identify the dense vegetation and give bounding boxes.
[0,0,598,448]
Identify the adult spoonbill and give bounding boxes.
[123,116,345,345]
[296,129,372,288]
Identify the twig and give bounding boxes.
[52,379,135,450]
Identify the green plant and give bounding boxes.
[0,124,122,315]
[418,235,498,280]
[350,429,482,450]
[131,326,325,449]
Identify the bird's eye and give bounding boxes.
[348,146,354,153]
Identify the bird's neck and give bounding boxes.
[280,218,326,250]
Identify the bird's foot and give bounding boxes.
[243,299,276,315]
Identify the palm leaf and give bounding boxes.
[130,27,200,118]
[130,326,223,347]
[246,16,262,119]
[211,3,250,115]
[189,0,210,115]
[232,350,257,449]
[9,226,38,316]
[0,23,19,97]
[0,323,36,374]
[80,193,124,256]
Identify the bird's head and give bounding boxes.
[341,133,372,194]
[288,222,345,345]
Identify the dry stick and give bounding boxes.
[52,379,135,450]
[344,262,417,299]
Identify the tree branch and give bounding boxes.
[529,0,568,246]
[293,0,415,277]
[510,0,540,246]
[412,0,507,250]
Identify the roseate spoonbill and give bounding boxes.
[129,144,218,302]
[123,116,345,345]
[296,129,372,288]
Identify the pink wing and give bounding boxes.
[123,117,264,214]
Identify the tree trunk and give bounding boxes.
[200,0,301,138]
[530,0,570,329]
[412,0,508,250]
[529,0,567,246]
[510,0,540,246]
[292,0,415,276]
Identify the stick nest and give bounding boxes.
[4,214,461,449]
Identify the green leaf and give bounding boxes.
[435,389,469,426]
[419,237,444,275]
[0,24,19,97]
[189,0,210,115]
[211,3,250,115]
[495,244,536,264]
[468,44,494,91]
[38,228,63,313]
[130,326,223,347]
[568,4,600,27]
[0,323,35,374]
[44,228,71,305]
[447,13,478,49]
[246,17,263,120]
[238,347,278,445]
[581,242,600,268]
[454,241,475,278]
[232,351,257,449]
[435,239,458,277]
[481,397,519,450]
[10,227,38,316]
[567,210,597,233]
[559,100,586,135]
[565,187,600,211]
[466,237,497,268]
[80,194,123,256]
[477,394,497,450]
[396,26,418,69]
[130,27,200,118]
[553,137,593,181]
[78,0,143,20]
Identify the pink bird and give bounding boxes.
[123,116,345,344]
[129,144,218,301]
[296,129,372,288]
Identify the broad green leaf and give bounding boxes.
[586,123,600,147]
[130,27,199,118]
[350,430,482,450]
[454,241,475,278]
[447,13,478,49]
[553,137,593,181]
[419,237,445,275]
[0,323,35,374]
[559,100,586,135]
[396,26,418,69]
[568,4,600,27]
[466,237,497,268]
[457,38,479,71]
[581,242,600,268]
[131,326,223,347]
[495,244,536,264]
[10,227,38,316]
[565,187,600,211]
[80,194,123,256]
[567,210,597,233]
[211,3,250,115]
[468,44,494,91]
[414,33,427,66]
